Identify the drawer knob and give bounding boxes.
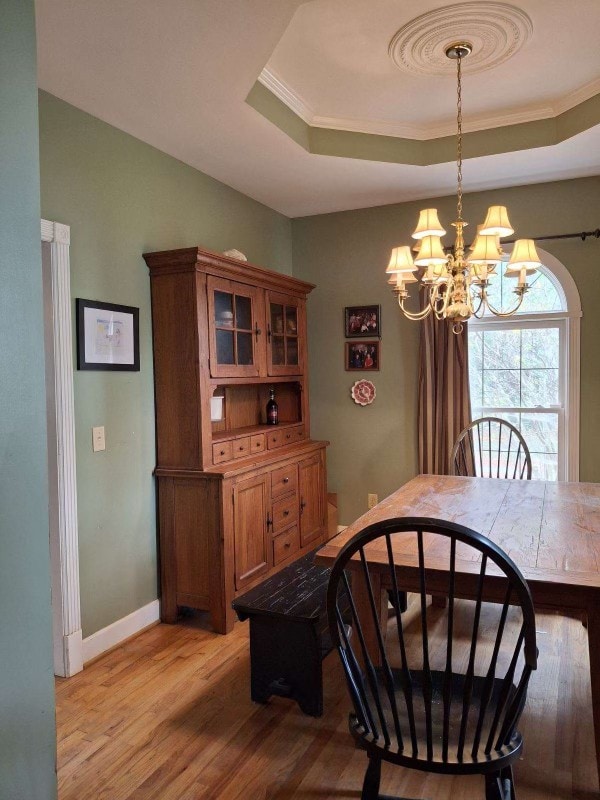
[283,477,289,484]
[283,510,289,517]
[286,434,291,439]
[239,446,244,451]
[284,542,291,549]
[220,450,225,456]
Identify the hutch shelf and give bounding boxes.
[144,246,330,634]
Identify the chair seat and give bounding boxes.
[351,668,522,776]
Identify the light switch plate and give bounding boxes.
[92,426,106,452]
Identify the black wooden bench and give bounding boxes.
[232,548,341,717]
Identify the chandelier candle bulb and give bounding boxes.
[505,239,541,287]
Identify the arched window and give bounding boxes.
[468,247,581,481]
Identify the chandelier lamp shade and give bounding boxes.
[386,42,542,333]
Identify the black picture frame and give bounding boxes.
[345,341,380,371]
[344,305,381,338]
[76,298,140,371]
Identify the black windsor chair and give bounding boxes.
[451,417,532,480]
[326,517,537,800]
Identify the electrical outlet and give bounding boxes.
[367,493,378,509]
[92,426,106,452]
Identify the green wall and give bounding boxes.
[0,3,57,798]
[38,92,293,637]
[292,177,600,525]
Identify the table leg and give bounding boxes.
[586,602,600,788]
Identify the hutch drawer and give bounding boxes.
[271,463,297,499]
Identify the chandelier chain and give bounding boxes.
[456,53,463,222]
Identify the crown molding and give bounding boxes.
[258,67,314,124]
[553,77,600,116]
[258,66,600,141]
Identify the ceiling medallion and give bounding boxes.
[389,2,533,76]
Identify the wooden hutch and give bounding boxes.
[144,246,330,634]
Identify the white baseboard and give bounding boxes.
[82,599,160,664]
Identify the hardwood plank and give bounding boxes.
[56,606,596,799]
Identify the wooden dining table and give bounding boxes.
[317,474,600,788]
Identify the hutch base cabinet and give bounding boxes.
[144,246,330,634]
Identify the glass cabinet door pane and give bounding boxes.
[216,329,235,364]
[272,336,285,365]
[286,338,298,365]
[285,306,298,335]
[215,291,233,327]
[270,304,284,336]
[237,332,253,365]
[235,295,252,331]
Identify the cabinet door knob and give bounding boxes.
[283,510,289,517]
[286,434,291,439]
[254,323,261,340]
[220,450,225,456]
[283,477,289,484]
[239,446,244,451]
[300,498,306,514]
[284,542,291,549]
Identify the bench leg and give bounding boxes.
[249,617,324,717]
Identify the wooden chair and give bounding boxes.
[326,517,537,800]
[451,417,532,480]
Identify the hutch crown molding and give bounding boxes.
[144,246,330,633]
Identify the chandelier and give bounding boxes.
[386,42,542,334]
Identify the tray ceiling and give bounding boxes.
[36,0,600,216]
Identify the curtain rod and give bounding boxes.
[505,228,600,244]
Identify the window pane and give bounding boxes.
[285,306,298,334]
[483,370,521,406]
[468,328,483,407]
[520,368,559,406]
[236,332,253,365]
[271,304,284,335]
[216,329,234,364]
[521,327,559,368]
[271,335,285,365]
[520,413,558,454]
[482,329,520,369]
[518,271,563,314]
[470,368,483,408]
[214,291,233,327]
[235,295,252,330]
[530,452,558,481]
[286,337,299,366]
[472,262,564,314]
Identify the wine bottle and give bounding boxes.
[266,387,278,425]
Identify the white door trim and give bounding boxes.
[42,219,83,677]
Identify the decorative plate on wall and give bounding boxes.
[351,379,376,406]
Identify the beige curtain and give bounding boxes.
[418,315,472,475]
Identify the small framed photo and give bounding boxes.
[344,305,381,338]
[345,341,380,371]
[76,299,140,371]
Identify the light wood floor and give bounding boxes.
[56,605,598,799]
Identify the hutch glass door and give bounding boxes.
[267,292,303,376]
[207,277,262,378]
